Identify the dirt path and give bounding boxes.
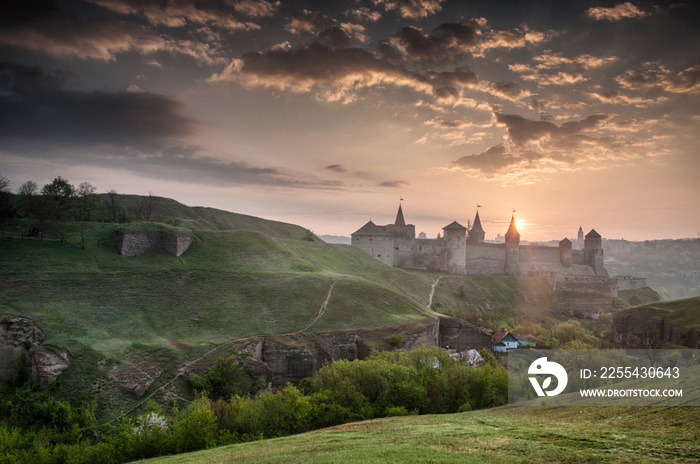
[297,281,336,333]
[428,276,441,309]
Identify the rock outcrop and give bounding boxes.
[247,317,488,386]
[0,316,71,387]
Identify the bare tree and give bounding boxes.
[0,173,9,192]
[137,191,156,222]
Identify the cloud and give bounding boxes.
[0,64,345,191]
[586,2,647,21]
[233,0,280,18]
[0,0,226,63]
[285,9,324,35]
[448,111,632,182]
[667,65,700,94]
[325,164,347,173]
[0,62,195,149]
[450,144,525,174]
[616,63,669,90]
[88,0,259,30]
[510,51,617,87]
[345,6,382,22]
[379,180,409,187]
[616,63,700,94]
[318,26,352,48]
[381,21,481,65]
[209,42,432,103]
[589,91,668,107]
[374,0,446,19]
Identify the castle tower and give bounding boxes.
[442,221,467,270]
[504,215,520,276]
[385,203,415,239]
[394,204,406,226]
[559,237,572,268]
[468,210,485,243]
[584,229,605,276]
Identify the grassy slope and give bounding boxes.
[1,201,445,420]
[615,297,700,330]
[133,406,700,464]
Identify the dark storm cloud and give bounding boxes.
[0,62,195,148]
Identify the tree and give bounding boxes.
[137,191,156,222]
[41,177,76,243]
[41,176,75,219]
[0,172,9,192]
[0,172,14,236]
[76,182,101,248]
[76,182,100,222]
[106,189,119,222]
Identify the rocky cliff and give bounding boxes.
[0,316,71,387]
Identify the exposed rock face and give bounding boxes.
[115,230,192,257]
[613,306,699,348]
[254,318,489,386]
[109,363,163,397]
[438,317,492,351]
[0,316,70,387]
[261,331,362,386]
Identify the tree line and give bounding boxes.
[0,173,158,242]
[0,346,508,464]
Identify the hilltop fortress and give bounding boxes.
[352,205,647,300]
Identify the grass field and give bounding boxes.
[132,405,700,464]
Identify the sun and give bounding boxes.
[516,219,525,231]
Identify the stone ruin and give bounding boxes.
[114,229,193,257]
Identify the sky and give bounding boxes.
[0,0,699,242]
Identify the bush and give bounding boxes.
[170,396,218,453]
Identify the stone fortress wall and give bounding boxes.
[352,205,645,299]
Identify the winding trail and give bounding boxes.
[297,281,337,333]
[428,276,441,309]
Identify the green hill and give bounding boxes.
[132,405,700,464]
[0,195,666,423]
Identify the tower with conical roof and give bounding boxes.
[504,214,520,275]
[469,210,485,243]
[394,204,406,226]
